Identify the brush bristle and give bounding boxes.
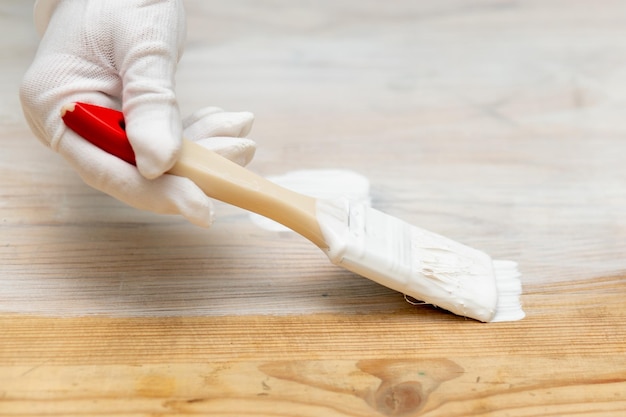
[316,199,525,322]
[489,260,525,322]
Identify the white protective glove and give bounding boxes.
[20,0,256,227]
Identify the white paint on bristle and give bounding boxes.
[490,260,525,322]
[316,198,525,322]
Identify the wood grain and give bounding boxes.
[2,0,626,415]
[1,309,625,416]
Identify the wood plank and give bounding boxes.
[2,358,625,416]
[1,296,625,416]
[2,0,626,415]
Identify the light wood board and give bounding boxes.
[1,0,625,415]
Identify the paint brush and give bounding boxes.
[61,102,524,322]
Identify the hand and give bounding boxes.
[59,106,255,227]
[20,0,256,227]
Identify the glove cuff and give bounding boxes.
[33,0,63,36]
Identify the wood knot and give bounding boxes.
[374,380,423,416]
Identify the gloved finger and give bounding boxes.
[196,137,257,167]
[58,129,215,228]
[182,108,254,139]
[181,106,223,128]
[182,108,256,166]
[118,0,187,180]
[20,25,123,152]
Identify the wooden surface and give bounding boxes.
[1,0,625,415]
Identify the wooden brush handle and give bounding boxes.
[171,139,326,247]
[61,102,327,248]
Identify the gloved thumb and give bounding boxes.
[117,0,187,179]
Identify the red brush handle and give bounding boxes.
[61,102,136,165]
